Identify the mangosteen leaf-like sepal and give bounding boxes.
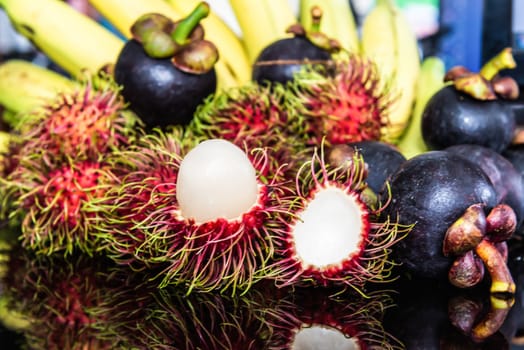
[444,47,520,101]
[128,2,218,74]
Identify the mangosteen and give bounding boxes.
[114,4,218,129]
[383,150,517,295]
[446,144,524,231]
[422,48,519,153]
[252,6,339,86]
[327,141,406,196]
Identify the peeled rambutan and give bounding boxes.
[267,147,410,294]
[290,54,394,146]
[94,132,290,295]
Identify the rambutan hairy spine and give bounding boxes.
[267,146,411,295]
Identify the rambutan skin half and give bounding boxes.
[290,54,394,146]
[266,149,410,294]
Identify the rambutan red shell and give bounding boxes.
[290,54,394,146]
[94,131,292,294]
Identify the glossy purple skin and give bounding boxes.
[252,36,331,86]
[383,151,498,280]
[422,86,515,153]
[446,144,524,231]
[114,39,217,129]
[348,140,406,194]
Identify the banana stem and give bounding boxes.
[172,2,209,46]
[479,47,516,81]
[310,6,323,33]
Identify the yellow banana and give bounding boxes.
[299,0,359,53]
[88,0,240,89]
[0,60,77,118]
[165,0,251,85]
[229,0,297,63]
[0,0,124,78]
[361,0,421,141]
[397,56,446,159]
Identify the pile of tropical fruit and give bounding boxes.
[0,0,523,348]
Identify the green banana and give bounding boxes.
[229,0,297,63]
[299,0,359,53]
[360,0,421,141]
[0,60,77,120]
[397,56,446,159]
[0,0,124,78]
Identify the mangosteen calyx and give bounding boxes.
[130,2,218,74]
[444,47,519,101]
[286,5,341,54]
[443,203,517,296]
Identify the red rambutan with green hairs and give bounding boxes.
[93,130,292,295]
[16,80,139,164]
[3,158,112,255]
[290,54,394,146]
[188,82,306,148]
[266,146,411,295]
[0,78,139,255]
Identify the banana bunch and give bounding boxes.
[361,0,421,141]
[0,0,124,78]
[397,56,446,159]
[229,0,297,63]
[299,0,359,53]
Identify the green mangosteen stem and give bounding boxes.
[310,6,323,33]
[172,2,210,46]
[474,239,516,295]
[479,47,516,81]
[453,74,497,100]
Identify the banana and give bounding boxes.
[164,0,251,84]
[0,60,77,119]
[88,0,241,89]
[229,0,297,63]
[0,0,124,78]
[299,0,359,53]
[397,56,446,159]
[360,0,421,141]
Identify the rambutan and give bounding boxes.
[16,81,139,165]
[94,132,290,295]
[3,158,111,255]
[290,54,394,146]
[267,147,411,295]
[267,287,403,350]
[1,247,119,350]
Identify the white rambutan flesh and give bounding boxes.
[176,139,259,223]
[292,326,359,350]
[292,186,366,268]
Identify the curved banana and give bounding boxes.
[229,0,297,63]
[0,60,77,119]
[88,0,241,89]
[397,56,446,159]
[0,0,124,78]
[165,0,251,85]
[361,0,421,141]
[299,0,359,53]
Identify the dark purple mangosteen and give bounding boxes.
[252,6,339,86]
[114,4,218,129]
[446,144,524,231]
[422,48,519,153]
[383,150,517,295]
